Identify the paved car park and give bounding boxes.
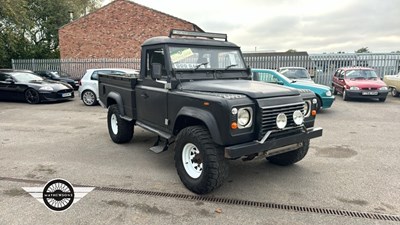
[0,94,399,224]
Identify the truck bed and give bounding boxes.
[98,74,138,120]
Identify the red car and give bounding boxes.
[332,67,389,102]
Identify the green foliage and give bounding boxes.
[355,47,370,53]
[0,0,101,68]
[286,49,297,53]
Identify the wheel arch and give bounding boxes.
[174,107,223,145]
[106,92,126,117]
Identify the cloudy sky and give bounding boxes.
[104,0,400,53]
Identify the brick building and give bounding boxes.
[59,0,203,59]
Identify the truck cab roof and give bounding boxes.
[142,36,240,48]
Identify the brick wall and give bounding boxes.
[59,0,199,59]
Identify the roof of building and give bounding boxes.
[60,0,203,31]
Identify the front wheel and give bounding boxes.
[174,126,229,194]
[107,104,134,143]
[25,89,40,104]
[342,89,349,101]
[267,140,309,166]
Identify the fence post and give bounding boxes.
[32,59,36,71]
[11,59,15,69]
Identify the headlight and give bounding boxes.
[379,86,388,91]
[276,113,287,129]
[325,90,332,97]
[237,107,252,128]
[349,86,360,90]
[293,110,304,125]
[303,101,311,117]
[39,86,54,91]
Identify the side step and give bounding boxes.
[149,136,169,153]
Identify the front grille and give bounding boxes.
[361,88,377,90]
[258,103,304,139]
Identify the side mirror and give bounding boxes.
[151,63,162,80]
[5,78,14,84]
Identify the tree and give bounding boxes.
[286,49,297,53]
[0,0,101,68]
[355,47,370,53]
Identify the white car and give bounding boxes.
[78,68,139,106]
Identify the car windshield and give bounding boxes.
[169,46,246,70]
[280,68,311,79]
[346,70,378,79]
[11,72,43,82]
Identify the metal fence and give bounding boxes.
[12,58,141,79]
[12,53,400,86]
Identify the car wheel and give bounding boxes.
[25,89,40,104]
[332,86,337,95]
[267,140,309,166]
[342,89,349,101]
[392,88,399,97]
[315,97,322,112]
[107,104,134,143]
[174,126,229,194]
[82,90,97,106]
[379,97,386,102]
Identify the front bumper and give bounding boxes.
[224,127,323,159]
[321,96,335,108]
[346,90,389,99]
[40,91,75,102]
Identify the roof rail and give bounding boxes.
[169,29,227,41]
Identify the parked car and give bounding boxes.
[383,71,400,97]
[277,67,314,83]
[332,67,389,102]
[78,68,139,106]
[0,69,74,104]
[252,68,334,111]
[34,70,78,90]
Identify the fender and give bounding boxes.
[175,107,223,145]
[106,91,131,120]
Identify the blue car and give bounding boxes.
[252,69,335,111]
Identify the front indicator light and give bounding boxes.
[231,122,238,130]
[311,110,317,116]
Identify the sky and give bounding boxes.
[103,0,400,53]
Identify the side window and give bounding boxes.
[334,70,339,77]
[91,70,111,80]
[146,48,166,79]
[257,72,278,83]
[339,70,345,79]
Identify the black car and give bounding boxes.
[0,70,74,104]
[34,70,79,90]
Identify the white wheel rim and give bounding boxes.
[83,92,94,105]
[182,143,203,179]
[111,114,118,135]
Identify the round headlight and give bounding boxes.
[238,108,250,127]
[276,113,287,129]
[303,102,310,116]
[293,110,304,125]
[231,108,238,115]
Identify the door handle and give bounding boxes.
[140,93,149,99]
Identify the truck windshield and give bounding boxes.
[169,46,246,70]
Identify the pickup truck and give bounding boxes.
[98,30,323,194]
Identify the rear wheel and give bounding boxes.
[107,104,134,143]
[332,86,337,95]
[82,90,97,106]
[25,89,40,104]
[391,88,399,97]
[174,126,229,194]
[267,140,309,166]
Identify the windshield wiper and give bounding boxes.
[225,64,237,70]
[193,62,209,71]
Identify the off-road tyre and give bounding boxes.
[107,104,134,143]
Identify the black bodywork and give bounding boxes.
[99,33,322,159]
[0,70,74,103]
[34,71,78,90]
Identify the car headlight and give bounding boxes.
[349,86,360,90]
[379,86,388,91]
[293,110,304,125]
[276,113,287,129]
[237,107,252,128]
[325,90,332,97]
[39,86,54,91]
[303,101,311,117]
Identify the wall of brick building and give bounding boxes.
[59,0,200,59]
